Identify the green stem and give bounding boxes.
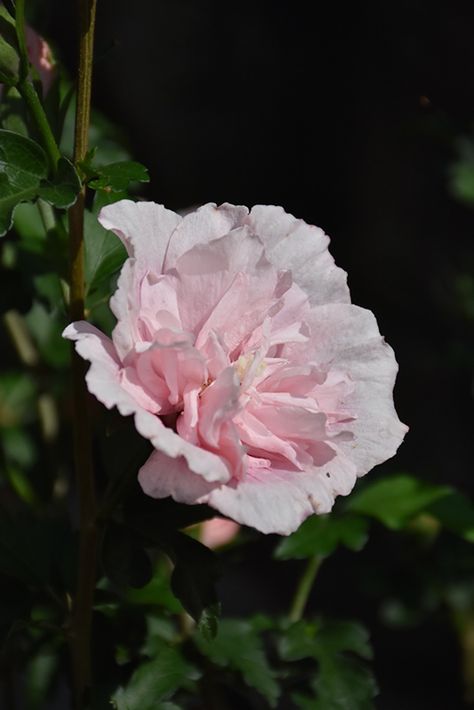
[289,556,323,623]
[37,199,56,234]
[67,1,97,708]
[15,0,61,171]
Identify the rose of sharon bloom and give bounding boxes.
[64,202,407,535]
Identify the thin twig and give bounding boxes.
[67,1,98,707]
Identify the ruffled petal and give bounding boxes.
[247,205,350,305]
[163,203,249,270]
[63,321,231,484]
[286,303,408,475]
[139,443,357,535]
[62,321,138,416]
[98,200,181,271]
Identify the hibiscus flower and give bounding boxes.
[64,202,407,534]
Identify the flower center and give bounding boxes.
[234,352,266,386]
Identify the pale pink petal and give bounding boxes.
[134,409,231,484]
[247,205,350,305]
[163,203,249,270]
[138,449,217,503]
[200,518,240,549]
[288,304,408,475]
[98,200,181,269]
[62,321,138,416]
[63,322,231,484]
[139,445,358,535]
[172,226,275,343]
[205,448,358,534]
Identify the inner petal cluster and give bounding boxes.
[115,240,355,481]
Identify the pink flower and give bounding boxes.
[199,518,240,549]
[64,202,407,535]
[25,27,55,95]
[0,23,55,98]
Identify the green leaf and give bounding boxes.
[101,522,153,590]
[0,130,48,236]
[112,646,199,710]
[280,620,377,710]
[275,513,369,560]
[428,491,474,542]
[346,474,451,530]
[0,7,20,86]
[125,517,221,632]
[86,161,150,192]
[38,157,81,208]
[196,619,280,707]
[84,207,126,295]
[308,656,377,710]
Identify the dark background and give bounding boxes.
[33,1,474,707]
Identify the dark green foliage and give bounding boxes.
[82,159,150,193]
[84,205,126,297]
[38,156,81,208]
[275,512,369,560]
[280,619,377,710]
[346,474,451,529]
[196,618,280,706]
[112,649,199,709]
[0,6,19,86]
[0,130,48,235]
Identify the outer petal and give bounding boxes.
[138,447,357,535]
[163,203,249,271]
[98,200,182,271]
[62,321,138,416]
[285,303,408,476]
[63,321,230,484]
[206,452,357,534]
[247,205,350,305]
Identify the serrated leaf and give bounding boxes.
[112,646,199,710]
[309,656,377,710]
[0,130,48,236]
[196,619,280,706]
[280,619,377,710]
[346,474,451,530]
[125,517,221,632]
[126,562,182,614]
[87,160,149,192]
[275,513,369,560]
[38,156,81,208]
